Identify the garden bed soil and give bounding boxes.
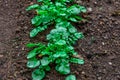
[0,0,120,80]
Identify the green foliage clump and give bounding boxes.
[26,0,86,80]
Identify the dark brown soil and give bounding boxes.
[0,0,120,80]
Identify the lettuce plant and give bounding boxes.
[26,0,86,80]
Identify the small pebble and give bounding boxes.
[24,26,28,29]
[22,47,25,50]
[0,55,3,58]
[94,2,97,5]
[17,78,22,80]
[98,77,102,80]
[108,62,112,65]
[102,42,105,45]
[76,1,82,4]
[15,46,19,48]
[81,71,85,75]
[87,7,92,12]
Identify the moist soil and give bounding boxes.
[0,0,120,80]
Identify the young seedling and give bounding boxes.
[26,0,86,80]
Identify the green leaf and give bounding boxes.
[45,66,51,71]
[41,50,51,55]
[27,58,40,68]
[26,43,37,48]
[27,48,38,59]
[74,16,83,21]
[55,40,66,45]
[69,17,77,22]
[55,21,70,28]
[70,58,84,64]
[55,59,61,64]
[31,16,41,26]
[41,57,50,66]
[66,46,74,51]
[74,32,84,39]
[53,51,67,58]
[37,0,43,2]
[79,6,87,13]
[59,12,66,16]
[26,4,39,11]
[65,75,76,80]
[30,27,41,38]
[36,10,47,15]
[40,5,48,10]
[32,69,45,80]
[66,0,73,2]
[26,43,40,48]
[26,43,45,48]
[68,5,80,14]
[39,65,51,71]
[27,46,43,59]
[56,63,70,74]
[55,2,65,7]
[68,38,75,44]
[68,27,77,33]
[30,25,47,37]
[68,5,86,15]
[71,51,78,55]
